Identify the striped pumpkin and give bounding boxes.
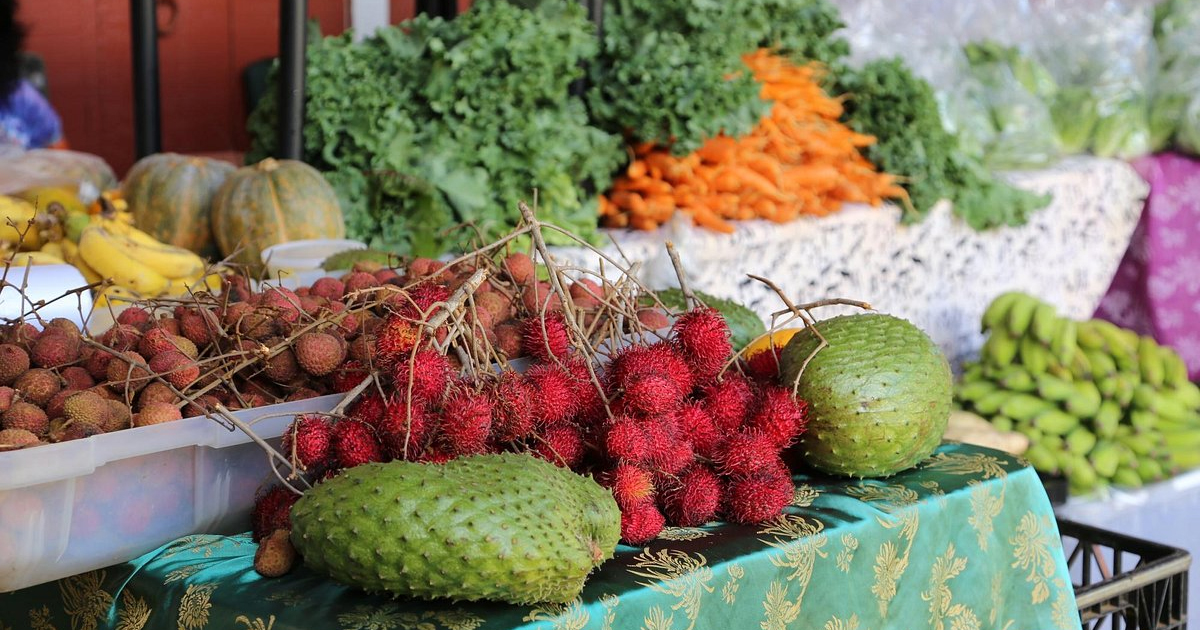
[123,153,235,255]
[211,158,345,269]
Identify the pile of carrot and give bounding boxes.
[599,49,907,233]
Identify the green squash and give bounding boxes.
[123,153,235,255]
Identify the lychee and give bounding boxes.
[137,382,178,409]
[263,347,300,383]
[281,414,335,471]
[521,312,571,363]
[294,332,346,377]
[116,307,152,328]
[0,386,13,412]
[474,292,511,323]
[0,343,29,385]
[493,321,523,358]
[332,419,386,469]
[84,348,114,381]
[636,308,671,331]
[259,287,302,323]
[100,324,142,352]
[60,366,94,391]
[525,364,578,426]
[179,310,217,347]
[14,367,61,406]
[134,401,183,426]
[604,463,656,510]
[662,466,722,527]
[100,399,132,432]
[50,420,102,443]
[45,388,77,418]
[724,464,793,524]
[502,252,535,285]
[2,402,49,435]
[251,485,299,542]
[309,277,344,301]
[0,427,39,451]
[439,390,494,456]
[620,502,666,544]
[285,388,321,402]
[182,394,221,418]
[341,271,380,298]
[348,334,377,365]
[31,330,81,368]
[522,281,562,313]
[671,307,733,381]
[390,348,451,405]
[531,424,584,468]
[149,351,200,389]
[745,386,809,448]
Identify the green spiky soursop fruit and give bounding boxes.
[779,313,952,477]
[289,453,620,604]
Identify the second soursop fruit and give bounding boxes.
[289,453,620,604]
[780,313,952,477]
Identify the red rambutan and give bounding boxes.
[439,390,494,456]
[671,307,732,382]
[525,364,578,426]
[521,312,571,363]
[743,346,784,385]
[647,429,695,476]
[531,424,584,468]
[713,430,780,478]
[603,416,650,464]
[662,465,723,527]
[281,414,335,472]
[417,446,455,465]
[564,357,606,427]
[606,342,695,397]
[620,373,682,418]
[251,485,299,542]
[409,282,451,315]
[603,463,656,510]
[745,386,809,448]
[348,392,387,427]
[332,360,369,393]
[620,503,666,544]
[390,348,452,405]
[332,419,386,469]
[673,403,723,460]
[698,374,755,433]
[490,371,535,442]
[723,465,793,524]
[377,399,429,460]
[375,312,421,368]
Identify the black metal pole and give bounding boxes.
[416,0,457,19]
[130,0,161,158]
[278,0,308,160]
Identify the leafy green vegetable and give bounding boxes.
[835,59,1050,230]
[586,0,849,155]
[247,1,624,256]
[1050,87,1101,154]
[1091,97,1152,159]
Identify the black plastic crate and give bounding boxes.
[1059,519,1191,630]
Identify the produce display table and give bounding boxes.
[555,156,1147,371]
[1055,466,1200,618]
[0,444,1080,630]
[1096,152,1200,381]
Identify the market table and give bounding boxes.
[554,156,1147,372]
[0,444,1080,630]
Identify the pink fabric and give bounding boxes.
[1096,152,1200,380]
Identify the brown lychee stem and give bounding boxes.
[665,241,700,311]
[768,298,873,318]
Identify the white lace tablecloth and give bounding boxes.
[551,156,1148,371]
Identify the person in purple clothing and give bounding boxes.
[1,0,63,150]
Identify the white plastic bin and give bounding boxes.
[0,394,341,592]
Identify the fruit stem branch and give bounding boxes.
[213,402,310,494]
[665,241,700,310]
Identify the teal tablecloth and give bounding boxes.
[0,444,1080,630]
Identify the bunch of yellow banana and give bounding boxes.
[958,291,1200,496]
[77,219,218,300]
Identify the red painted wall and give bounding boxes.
[16,0,352,175]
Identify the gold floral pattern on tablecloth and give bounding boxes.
[599,593,620,630]
[823,613,860,630]
[164,535,237,560]
[59,570,113,630]
[163,565,202,584]
[29,605,56,630]
[264,590,307,607]
[968,480,1004,551]
[639,606,672,630]
[758,514,828,614]
[397,610,485,630]
[1009,512,1061,605]
[235,615,275,630]
[338,604,405,630]
[628,549,713,630]
[721,564,744,604]
[836,533,859,573]
[921,543,978,630]
[177,584,217,630]
[761,580,802,630]
[791,484,819,507]
[922,452,1010,480]
[847,483,920,618]
[523,598,589,630]
[115,591,151,630]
